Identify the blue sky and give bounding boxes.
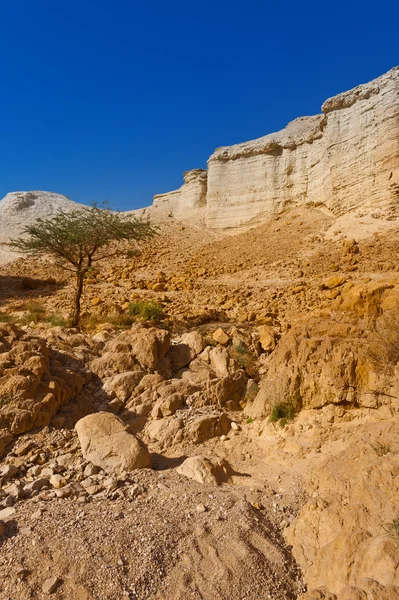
[1,0,398,210]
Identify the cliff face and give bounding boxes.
[153,66,399,231]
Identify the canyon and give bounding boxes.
[0,66,399,600]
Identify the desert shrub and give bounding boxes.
[0,393,12,407]
[9,203,157,326]
[269,400,295,427]
[231,342,252,367]
[20,300,46,324]
[245,416,254,424]
[128,301,164,321]
[106,313,136,329]
[245,380,259,402]
[45,314,68,327]
[367,311,399,373]
[125,248,141,258]
[231,342,259,379]
[0,312,14,323]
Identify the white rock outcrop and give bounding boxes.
[0,191,80,264]
[152,66,399,232]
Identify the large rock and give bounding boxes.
[246,317,391,419]
[0,324,89,446]
[287,420,399,597]
[91,326,170,377]
[75,412,151,473]
[176,455,233,485]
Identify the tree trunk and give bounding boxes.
[71,272,85,327]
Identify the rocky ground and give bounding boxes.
[1,206,399,599]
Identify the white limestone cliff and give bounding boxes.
[153,66,399,232]
[0,191,80,264]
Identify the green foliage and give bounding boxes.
[269,400,295,427]
[0,312,14,323]
[245,417,254,424]
[128,301,164,321]
[20,300,46,324]
[8,203,157,326]
[9,203,158,268]
[231,342,252,367]
[245,381,259,402]
[0,393,12,407]
[45,314,68,327]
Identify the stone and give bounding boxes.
[75,412,151,474]
[0,464,18,479]
[49,474,67,489]
[180,331,204,356]
[257,325,276,352]
[0,506,16,520]
[188,414,231,444]
[177,456,233,485]
[213,328,230,346]
[23,478,50,494]
[102,370,146,401]
[42,576,60,594]
[91,326,170,377]
[323,276,347,290]
[84,463,101,477]
[0,520,6,536]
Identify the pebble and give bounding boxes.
[50,474,67,489]
[84,463,101,477]
[0,507,16,520]
[196,504,207,513]
[0,465,19,479]
[42,576,61,594]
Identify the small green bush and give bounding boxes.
[269,400,295,427]
[45,314,68,327]
[19,300,46,324]
[245,417,254,424]
[0,393,12,407]
[245,381,259,402]
[106,313,136,330]
[0,312,14,323]
[128,301,164,321]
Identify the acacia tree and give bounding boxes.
[9,203,157,326]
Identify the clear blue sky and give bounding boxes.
[1,0,398,210]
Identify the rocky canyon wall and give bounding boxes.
[153,66,399,232]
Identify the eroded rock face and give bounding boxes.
[289,421,399,598]
[75,412,151,474]
[152,67,399,233]
[0,324,90,453]
[91,326,170,377]
[246,317,392,420]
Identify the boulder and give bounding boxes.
[91,326,170,377]
[257,325,276,352]
[213,328,230,346]
[75,412,151,474]
[102,370,146,402]
[176,455,233,485]
[188,414,231,444]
